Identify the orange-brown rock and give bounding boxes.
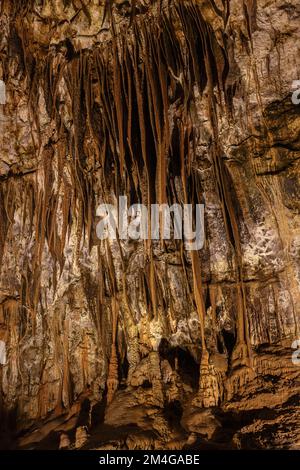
[0,0,299,450]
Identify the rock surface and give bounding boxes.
[0,0,299,450]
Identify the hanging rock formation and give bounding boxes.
[0,0,299,449]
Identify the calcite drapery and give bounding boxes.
[0,0,299,450]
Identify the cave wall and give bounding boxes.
[0,0,299,449]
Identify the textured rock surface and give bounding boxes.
[0,0,299,450]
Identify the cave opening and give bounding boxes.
[77,398,91,427]
[90,397,106,428]
[222,329,236,356]
[141,379,152,389]
[159,338,199,389]
[0,406,18,450]
[217,335,224,354]
[118,354,129,389]
[164,400,183,429]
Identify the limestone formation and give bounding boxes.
[75,426,89,449]
[0,0,299,450]
[59,433,70,450]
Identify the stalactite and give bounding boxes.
[4,0,257,422]
[186,3,253,368]
[178,117,207,354]
[106,297,119,405]
[148,253,158,320]
[0,186,10,268]
[0,0,298,450]
[112,34,125,176]
[211,145,252,368]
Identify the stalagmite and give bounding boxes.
[59,433,70,450]
[106,298,119,405]
[75,426,89,449]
